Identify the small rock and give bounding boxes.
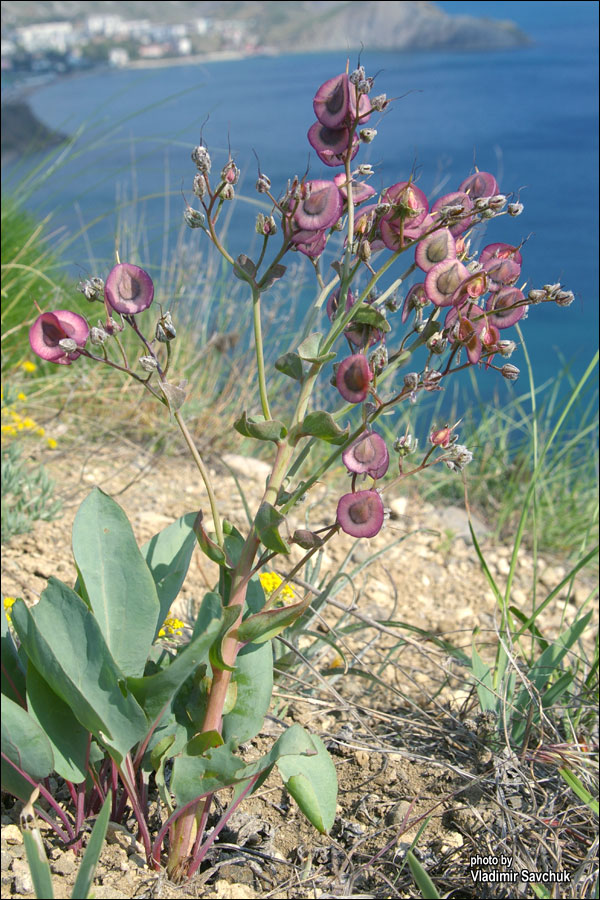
[11,860,33,895]
[354,750,369,767]
[385,800,411,827]
[210,881,256,899]
[389,496,408,518]
[1,851,11,871]
[438,506,489,541]
[440,830,464,851]
[51,853,76,876]
[3,825,23,845]
[512,587,528,606]
[497,557,510,576]
[222,454,271,482]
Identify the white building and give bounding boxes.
[16,22,76,54]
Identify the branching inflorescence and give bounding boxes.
[8,61,575,882]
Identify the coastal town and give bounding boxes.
[1,11,256,88]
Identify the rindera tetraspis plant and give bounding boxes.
[2,61,575,882]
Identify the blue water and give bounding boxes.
[4,1,598,399]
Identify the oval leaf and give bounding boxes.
[72,488,160,678]
[12,583,148,765]
[1,694,54,801]
[276,733,337,833]
[255,502,291,554]
[298,332,336,364]
[142,512,199,636]
[275,352,304,381]
[222,642,273,745]
[298,411,350,445]
[234,412,287,442]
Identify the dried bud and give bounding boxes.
[156,311,176,343]
[292,529,323,550]
[480,208,495,219]
[426,332,447,354]
[221,160,240,185]
[423,369,443,391]
[385,295,399,313]
[369,344,388,375]
[370,93,389,111]
[528,288,546,304]
[192,172,206,199]
[349,66,365,85]
[220,183,235,201]
[256,213,277,236]
[356,163,374,176]
[501,363,520,381]
[496,339,516,357]
[77,277,104,302]
[58,338,78,353]
[488,194,507,211]
[375,202,391,215]
[90,325,109,345]
[357,78,374,95]
[393,434,416,455]
[191,145,211,173]
[473,197,490,211]
[139,355,158,372]
[554,289,575,307]
[183,206,206,229]
[508,201,524,216]
[359,128,377,143]
[445,444,473,472]
[358,239,372,262]
[403,372,419,391]
[256,173,271,193]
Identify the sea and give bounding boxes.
[3,0,598,403]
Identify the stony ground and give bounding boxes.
[1,440,597,898]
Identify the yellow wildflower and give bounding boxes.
[3,596,17,625]
[47,437,58,450]
[158,613,185,639]
[17,393,27,402]
[21,361,37,373]
[259,571,295,602]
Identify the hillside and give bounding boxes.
[1,1,529,52]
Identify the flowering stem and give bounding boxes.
[252,287,272,420]
[173,410,224,548]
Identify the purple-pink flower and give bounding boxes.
[29,309,89,365]
[337,490,384,538]
[335,354,373,403]
[342,431,389,479]
[105,263,154,315]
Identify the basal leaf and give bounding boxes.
[1,694,54,802]
[142,512,198,637]
[12,584,147,765]
[26,663,89,784]
[72,488,160,678]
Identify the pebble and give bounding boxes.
[1,851,11,871]
[11,860,33,895]
[51,853,76,876]
[3,825,22,845]
[512,588,528,606]
[389,496,408,518]
[210,881,256,899]
[496,557,511,576]
[354,750,370,767]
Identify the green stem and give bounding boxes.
[252,287,272,420]
[173,409,224,548]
